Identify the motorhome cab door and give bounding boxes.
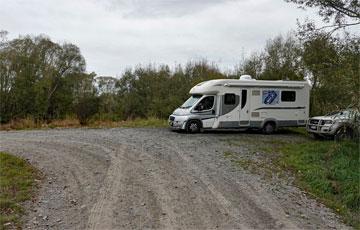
[193,95,216,128]
[239,89,250,126]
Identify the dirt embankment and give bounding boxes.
[0,128,348,229]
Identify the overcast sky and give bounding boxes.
[1,0,322,77]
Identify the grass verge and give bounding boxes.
[91,117,168,128]
[222,131,359,228]
[0,152,41,229]
[0,117,168,130]
[278,141,359,228]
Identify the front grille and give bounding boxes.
[320,120,325,125]
[169,116,175,121]
[309,119,319,125]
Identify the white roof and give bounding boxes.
[189,79,310,94]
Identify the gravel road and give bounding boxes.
[0,128,348,229]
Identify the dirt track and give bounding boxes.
[0,128,348,229]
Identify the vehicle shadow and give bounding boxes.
[173,127,309,137]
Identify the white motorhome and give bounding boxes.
[168,75,311,133]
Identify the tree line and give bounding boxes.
[0,0,359,124]
[0,32,359,124]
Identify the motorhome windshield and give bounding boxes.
[180,95,202,109]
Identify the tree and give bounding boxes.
[115,61,227,120]
[261,34,304,80]
[302,33,360,115]
[94,76,119,119]
[236,34,304,81]
[285,0,360,35]
[0,34,91,123]
[235,53,263,79]
[75,96,100,125]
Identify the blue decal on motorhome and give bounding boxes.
[262,90,279,105]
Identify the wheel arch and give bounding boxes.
[261,118,278,130]
[185,119,203,129]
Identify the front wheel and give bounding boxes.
[312,133,322,139]
[186,120,201,133]
[334,127,353,141]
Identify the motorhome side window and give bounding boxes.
[224,94,235,105]
[195,96,214,111]
[281,91,296,102]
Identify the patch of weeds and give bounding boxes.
[120,117,168,128]
[223,151,234,158]
[278,127,309,137]
[0,152,41,229]
[1,117,168,130]
[223,149,281,180]
[278,141,360,228]
[222,133,359,228]
[234,158,253,170]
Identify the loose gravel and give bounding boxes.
[0,128,348,229]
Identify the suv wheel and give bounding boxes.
[335,127,353,141]
[312,133,322,139]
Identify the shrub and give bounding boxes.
[75,97,100,125]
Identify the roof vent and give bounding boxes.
[239,75,255,81]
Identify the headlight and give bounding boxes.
[324,120,333,125]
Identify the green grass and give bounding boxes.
[223,133,359,228]
[278,127,309,136]
[0,152,41,229]
[278,141,360,228]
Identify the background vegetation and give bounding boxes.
[0,1,359,125]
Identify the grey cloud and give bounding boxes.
[1,0,343,77]
[104,0,232,17]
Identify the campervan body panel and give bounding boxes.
[168,77,310,132]
[247,87,309,129]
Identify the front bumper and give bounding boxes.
[168,115,187,130]
[306,124,337,135]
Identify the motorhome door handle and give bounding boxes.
[246,110,249,113]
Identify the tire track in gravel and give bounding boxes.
[112,132,236,228]
[149,136,248,228]
[159,134,285,229]
[54,133,176,229]
[0,129,349,230]
[86,145,123,230]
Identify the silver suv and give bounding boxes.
[307,109,359,139]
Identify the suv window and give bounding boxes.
[195,96,214,111]
[281,91,296,102]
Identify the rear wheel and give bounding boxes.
[186,120,201,133]
[263,122,276,135]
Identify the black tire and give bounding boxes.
[263,122,276,135]
[312,133,322,139]
[186,120,201,133]
[334,127,353,141]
